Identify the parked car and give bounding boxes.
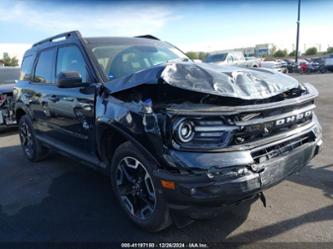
[312,57,327,73]
[283,59,297,73]
[0,67,20,127]
[193,59,202,63]
[304,57,327,73]
[204,51,246,66]
[294,59,310,74]
[245,56,261,67]
[15,31,322,231]
[323,54,333,72]
[261,60,287,73]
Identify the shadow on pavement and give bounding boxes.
[0,146,251,242]
[1,144,331,242]
[226,204,333,242]
[0,126,17,137]
[225,162,333,242]
[289,163,333,200]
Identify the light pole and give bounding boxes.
[295,0,301,63]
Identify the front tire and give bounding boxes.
[18,115,48,162]
[110,141,171,232]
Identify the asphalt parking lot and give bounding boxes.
[0,73,332,243]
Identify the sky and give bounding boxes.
[0,0,333,61]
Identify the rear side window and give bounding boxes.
[20,55,35,80]
[56,46,90,83]
[34,49,55,83]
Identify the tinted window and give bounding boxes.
[56,46,90,83]
[34,49,55,83]
[20,55,35,80]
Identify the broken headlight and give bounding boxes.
[172,117,237,149]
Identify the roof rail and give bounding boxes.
[32,30,82,47]
[135,35,160,41]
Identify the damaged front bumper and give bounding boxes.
[154,119,322,214]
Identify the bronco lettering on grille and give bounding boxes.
[275,111,312,126]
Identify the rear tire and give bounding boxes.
[110,141,172,232]
[18,115,48,162]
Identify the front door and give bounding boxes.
[45,45,96,154]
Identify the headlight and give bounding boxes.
[172,117,238,149]
[175,118,195,143]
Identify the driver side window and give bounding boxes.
[56,46,90,83]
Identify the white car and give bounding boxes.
[204,51,246,66]
[245,56,262,67]
[261,60,287,73]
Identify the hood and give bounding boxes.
[105,62,300,100]
[0,83,15,94]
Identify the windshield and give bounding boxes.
[88,38,188,80]
[0,68,20,85]
[204,53,227,63]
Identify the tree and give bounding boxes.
[273,49,287,58]
[327,47,333,54]
[305,47,318,56]
[198,52,207,61]
[2,53,19,67]
[185,51,198,60]
[289,50,296,57]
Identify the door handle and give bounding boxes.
[49,95,60,102]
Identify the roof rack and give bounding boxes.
[135,35,160,40]
[32,30,82,47]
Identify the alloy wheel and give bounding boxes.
[19,121,34,157]
[115,156,156,220]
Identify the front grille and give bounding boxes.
[230,102,314,145]
[251,134,314,164]
[235,101,313,123]
[171,100,315,151]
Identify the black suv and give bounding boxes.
[15,31,322,231]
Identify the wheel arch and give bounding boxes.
[15,107,27,123]
[96,122,162,172]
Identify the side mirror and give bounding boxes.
[57,71,82,88]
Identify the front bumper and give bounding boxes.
[155,121,322,211]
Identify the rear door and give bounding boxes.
[28,47,57,134]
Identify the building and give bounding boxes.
[255,43,275,57]
[229,44,275,57]
[234,47,256,57]
[0,59,4,67]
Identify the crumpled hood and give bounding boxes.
[105,62,300,100]
[0,83,15,94]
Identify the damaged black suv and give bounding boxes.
[15,31,322,231]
